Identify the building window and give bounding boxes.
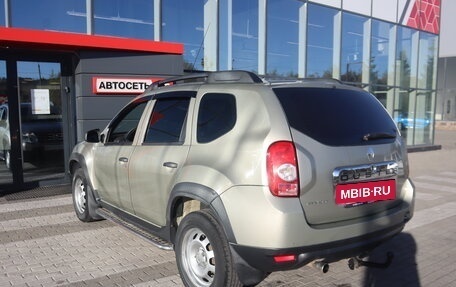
[370,21,395,112]
[219,0,230,71]
[371,20,394,87]
[394,26,438,146]
[231,0,258,72]
[307,4,337,78]
[418,32,438,90]
[412,90,434,145]
[162,0,204,71]
[396,26,417,89]
[341,12,369,84]
[0,1,5,26]
[397,89,434,146]
[10,0,86,33]
[93,0,154,40]
[266,0,300,78]
[0,61,6,102]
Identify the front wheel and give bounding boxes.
[175,209,242,287]
[72,167,98,222]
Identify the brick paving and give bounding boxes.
[0,130,455,287]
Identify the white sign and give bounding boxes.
[31,89,50,114]
[92,77,162,95]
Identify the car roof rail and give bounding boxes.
[149,70,263,90]
[266,77,342,85]
[299,77,343,85]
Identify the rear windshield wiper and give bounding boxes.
[362,132,396,141]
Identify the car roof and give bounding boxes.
[141,70,365,98]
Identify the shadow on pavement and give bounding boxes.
[363,232,419,287]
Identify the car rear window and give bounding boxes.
[273,87,398,146]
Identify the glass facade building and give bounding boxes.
[0,0,440,148]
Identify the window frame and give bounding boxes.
[141,90,196,146]
[143,97,191,145]
[105,97,150,145]
[197,92,237,143]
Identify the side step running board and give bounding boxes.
[96,208,173,251]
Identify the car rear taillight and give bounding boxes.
[266,141,299,197]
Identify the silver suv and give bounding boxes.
[69,71,415,287]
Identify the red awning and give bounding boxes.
[0,27,183,54]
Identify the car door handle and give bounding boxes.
[119,157,129,163]
[163,162,178,168]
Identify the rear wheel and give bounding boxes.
[175,209,242,287]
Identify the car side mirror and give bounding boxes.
[85,129,100,143]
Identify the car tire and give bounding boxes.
[72,167,98,222]
[175,209,242,287]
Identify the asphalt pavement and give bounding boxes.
[0,129,455,287]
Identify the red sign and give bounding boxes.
[92,77,162,95]
[335,180,396,205]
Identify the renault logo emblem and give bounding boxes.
[367,148,375,162]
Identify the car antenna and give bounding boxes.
[191,22,211,71]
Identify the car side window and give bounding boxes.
[106,101,148,144]
[197,93,236,143]
[144,97,190,144]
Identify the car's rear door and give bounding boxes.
[128,91,195,226]
[273,85,408,226]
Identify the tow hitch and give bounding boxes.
[348,252,394,270]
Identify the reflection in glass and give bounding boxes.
[17,62,65,182]
[395,27,436,146]
[232,0,258,72]
[370,85,389,108]
[370,21,395,117]
[396,27,416,88]
[0,0,5,26]
[219,0,230,71]
[0,61,6,104]
[371,20,393,86]
[266,0,300,78]
[418,32,438,90]
[393,89,434,146]
[307,4,337,78]
[93,0,154,40]
[413,91,434,145]
[393,89,410,137]
[162,0,204,71]
[0,60,13,184]
[341,12,367,83]
[10,0,85,33]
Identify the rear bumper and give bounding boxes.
[231,221,404,272]
[220,180,414,249]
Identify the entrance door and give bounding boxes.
[0,58,69,192]
[17,61,65,182]
[0,60,13,185]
